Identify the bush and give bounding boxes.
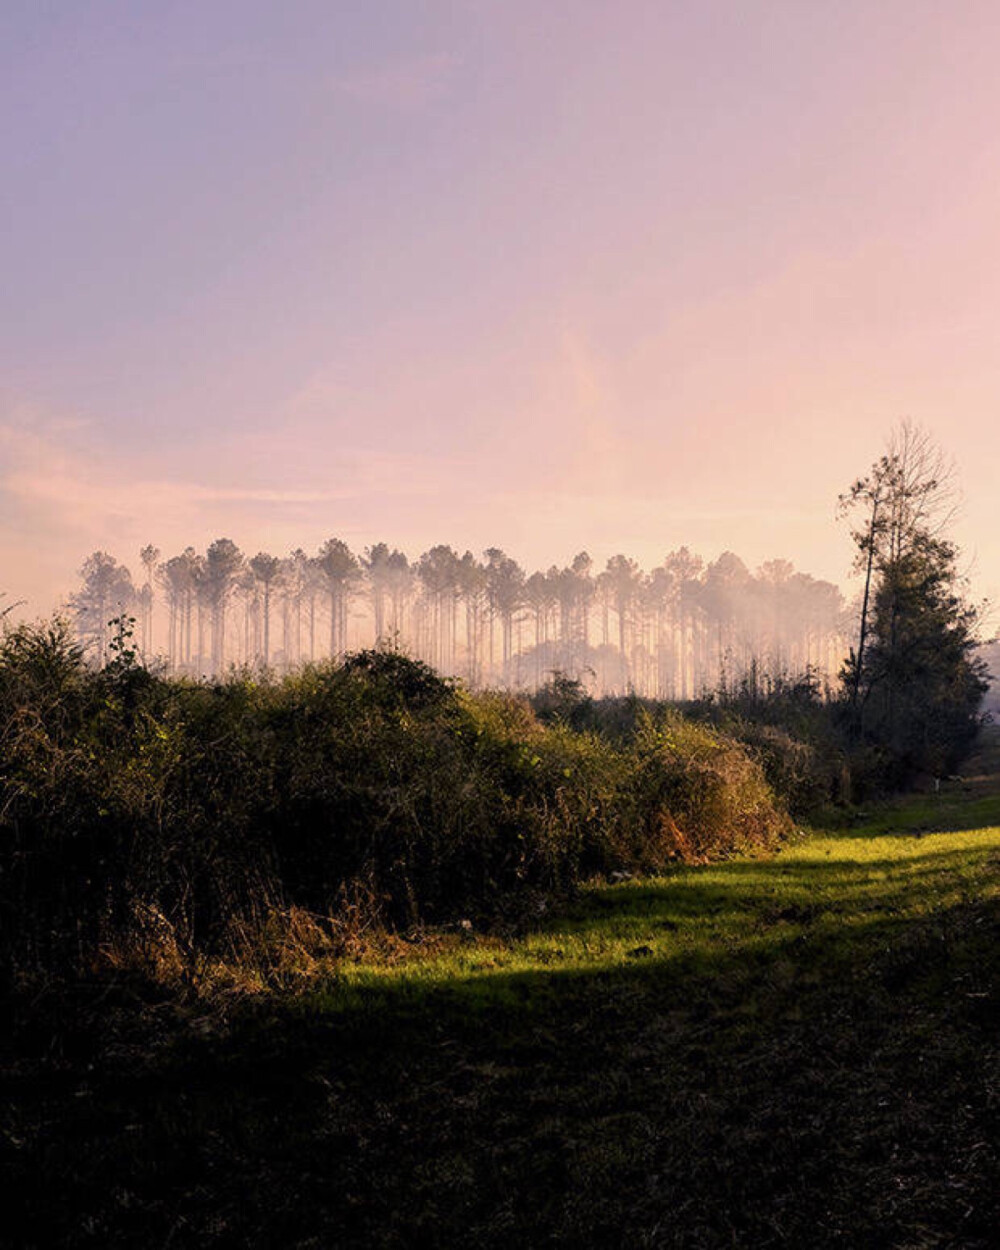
[629,712,792,862]
[0,634,794,988]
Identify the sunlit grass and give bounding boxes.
[310,786,1000,1013]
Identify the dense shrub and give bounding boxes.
[675,672,858,812]
[533,679,850,817]
[0,627,793,986]
[630,713,792,861]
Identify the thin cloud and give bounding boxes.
[0,407,482,614]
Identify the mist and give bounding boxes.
[67,538,847,698]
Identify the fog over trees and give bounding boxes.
[67,539,847,697]
[982,639,1000,718]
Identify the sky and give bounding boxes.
[2,0,999,624]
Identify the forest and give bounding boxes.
[68,542,848,698]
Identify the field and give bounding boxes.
[4,732,1000,1248]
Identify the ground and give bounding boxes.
[4,732,1000,1247]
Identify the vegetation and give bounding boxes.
[3,427,995,1245]
[0,624,791,991]
[4,733,999,1247]
[839,422,988,784]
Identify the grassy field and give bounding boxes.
[5,733,1000,1248]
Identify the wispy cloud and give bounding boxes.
[0,404,479,613]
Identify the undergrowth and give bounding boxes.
[4,735,998,1248]
[0,621,791,990]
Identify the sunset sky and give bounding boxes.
[2,1,999,623]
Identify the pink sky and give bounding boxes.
[1,1,998,626]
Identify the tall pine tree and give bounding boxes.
[840,423,987,779]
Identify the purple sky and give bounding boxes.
[2,1,999,622]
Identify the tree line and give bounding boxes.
[68,541,848,697]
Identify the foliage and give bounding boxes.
[839,425,988,783]
[530,668,594,729]
[0,629,792,987]
[856,542,987,779]
[533,675,852,817]
[682,668,853,812]
[629,710,792,862]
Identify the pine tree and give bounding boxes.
[840,424,987,777]
[70,552,135,666]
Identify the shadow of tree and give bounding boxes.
[9,847,999,1249]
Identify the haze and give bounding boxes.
[2,1,998,621]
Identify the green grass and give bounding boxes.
[311,776,1000,1024]
[5,739,1000,1248]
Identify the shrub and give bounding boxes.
[629,713,792,863]
[0,635,794,988]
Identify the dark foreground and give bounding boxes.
[4,740,1000,1248]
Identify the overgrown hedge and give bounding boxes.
[0,623,791,985]
[532,675,853,817]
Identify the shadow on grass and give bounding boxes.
[831,793,1000,838]
[7,735,1000,1247]
[7,841,1000,1249]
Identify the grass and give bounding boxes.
[4,733,1000,1248]
[326,820,999,998]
